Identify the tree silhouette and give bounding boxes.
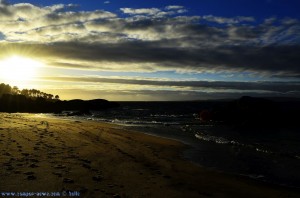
[0,83,60,101]
[21,89,29,97]
[12,86,20,95]
[0,83,11,95]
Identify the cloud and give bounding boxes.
[264,17,277,25]
[29,43,300,76]
[43,88,300,101]
[39,76,300,94]
[120,8,161,16]
[165,5,185,10]
[164,5,187,14]
[35,76,300,100]
[0,0,8,5]
[0,2,299,79]
[202,15,255,24]
[104,1,110,4]
[120,6,187,17]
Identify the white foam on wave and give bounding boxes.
[195,132,274,155]
[195,133,231,144]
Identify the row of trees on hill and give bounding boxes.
[0,83,59,100]
[0,82,120,113]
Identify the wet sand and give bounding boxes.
[0,113,299,197]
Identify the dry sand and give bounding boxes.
[0,113,299,197]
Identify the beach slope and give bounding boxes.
[0,113,299,197]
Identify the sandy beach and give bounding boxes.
[0,113,299,197]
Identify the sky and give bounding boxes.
[0,0,299,101]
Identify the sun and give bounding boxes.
[0,55,43,87]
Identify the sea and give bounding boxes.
[52,101,300,189]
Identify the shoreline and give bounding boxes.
[1,113,300,197]
[52,114,300,189]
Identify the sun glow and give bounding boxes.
[0,56,43,87]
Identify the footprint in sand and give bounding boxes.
[14,170,22,174]
[54,164,67,169]
[24,171,35,175]
[5,165,14,171]
[67,154,79,159]
[52,172,63,177]
[79,159,91,164]
[92,175,103,182]
[9,157,15,161]
[79,187,88,194]
[24,171,36,180]
[33,146,39,150]
[28,163,39,168]
[29,159,39,163]
[63,178,74,184]
[82,163,91,169]
[27,175,37,180]
[91,168,100,172]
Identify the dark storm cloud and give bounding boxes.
[1,39,300,76]
[41,42,300,76]
[41,76,300,93]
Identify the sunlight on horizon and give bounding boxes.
[0,55,44,88]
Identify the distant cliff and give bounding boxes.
[0,94,119,113]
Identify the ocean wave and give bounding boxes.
[195,133,235,145]
[150,114,191,118]
[195,132,274,155]
[108,118,180,126]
